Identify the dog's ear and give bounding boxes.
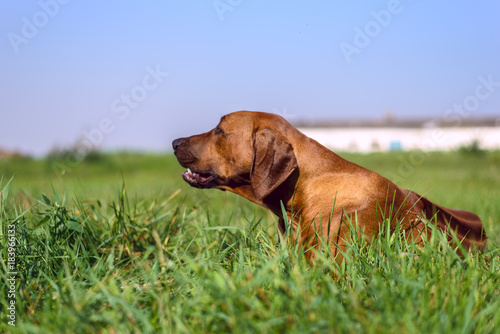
[251,128,298,201]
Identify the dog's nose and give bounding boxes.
[172,138,185,151]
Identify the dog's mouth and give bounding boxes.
[182,168,217,188]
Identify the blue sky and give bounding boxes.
[1,1,499,156]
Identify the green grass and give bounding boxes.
[1,151,499,333]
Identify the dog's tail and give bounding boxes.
[405,190,487,252]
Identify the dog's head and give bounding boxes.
[172,111,298,201]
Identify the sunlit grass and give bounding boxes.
[1,152,499,333]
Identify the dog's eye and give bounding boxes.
[214,126,224,135]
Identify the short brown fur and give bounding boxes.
[173,111,487,261]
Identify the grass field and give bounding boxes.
[1,151,499,333]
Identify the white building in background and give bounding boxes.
[295,118,500,152]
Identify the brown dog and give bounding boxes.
[172,111,487,260]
